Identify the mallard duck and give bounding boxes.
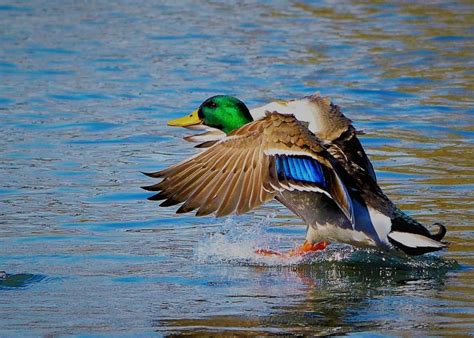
[143,94,447,256]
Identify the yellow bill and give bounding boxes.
[168,109,201,127]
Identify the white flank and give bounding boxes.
[305,223,376,247]
[367,207,392,245]
[388,231,445,249]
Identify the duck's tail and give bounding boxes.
[387,208,447,255]
[387,228,446,255]
[429,222,447,241]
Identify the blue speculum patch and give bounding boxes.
[275,155,326,188]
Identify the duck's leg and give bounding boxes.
[283,224,330,256]
[288,240,330,256]
[255,240,329,257]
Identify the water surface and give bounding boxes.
[1,0,473,336]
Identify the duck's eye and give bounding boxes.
[205,101,217,108]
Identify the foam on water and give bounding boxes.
[195,215,303,266]
[195,217,458,270]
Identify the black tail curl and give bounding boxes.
[430,222,447,242]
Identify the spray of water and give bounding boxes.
[195,216,458,270]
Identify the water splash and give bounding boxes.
[195,217,458,270]
[195,215,307,266]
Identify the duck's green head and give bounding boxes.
[168,95,253,134]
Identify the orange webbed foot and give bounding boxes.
[255,240,329,258]
[287,240,330,257]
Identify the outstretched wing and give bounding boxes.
[143,127,276,217]
[143,112,354,224]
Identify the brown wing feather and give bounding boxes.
[146,121,278,217]
[236,144,258,214]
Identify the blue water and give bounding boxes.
[1,1,473,335]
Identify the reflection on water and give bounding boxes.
[156,256,458,336]
[0,0,473,336]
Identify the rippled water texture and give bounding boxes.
[1,1,473,336]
